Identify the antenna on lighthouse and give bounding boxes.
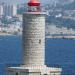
[28,0,41,12]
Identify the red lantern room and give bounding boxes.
[28,0,41,12]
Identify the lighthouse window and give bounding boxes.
[31,6,37,11]
[43,74,47,75]
[39,39,41,44]
[15,72,18,75]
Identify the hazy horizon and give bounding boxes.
[0,0,74,5]
[0,0,51,5]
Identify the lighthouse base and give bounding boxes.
[6,65,62,75]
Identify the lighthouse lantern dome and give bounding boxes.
[28,0,41,12]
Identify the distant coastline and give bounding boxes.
[0,32,75,40]
[0,32,20,36]
[0,32,12,35]
[46,35,75,39]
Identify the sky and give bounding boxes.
[0,0,51,5]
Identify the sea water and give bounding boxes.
[0,36,75,75]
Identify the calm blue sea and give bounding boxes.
[0,36,75,75]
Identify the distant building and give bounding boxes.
[4,5,17,16]
[12,5,17,16]
[0,5,3,16]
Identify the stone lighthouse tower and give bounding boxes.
[23,0,45,67]
[7,0,62,75]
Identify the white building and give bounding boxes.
[0,5,3,16]
[12,5,17,16]
[4,5,17,16]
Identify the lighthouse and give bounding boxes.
[22,0,45,67]
[7,0,62,75]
